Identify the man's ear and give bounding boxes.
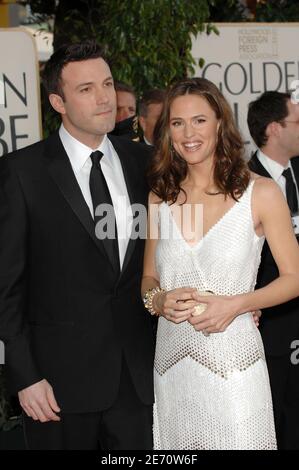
[49,93,66,114]
[266,121,280,138]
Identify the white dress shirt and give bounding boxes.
[257,150,299,202]
[143,136,152,146]
[59,124,132,269]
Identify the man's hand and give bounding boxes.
[18,379,61,422]
[252,310,262,327]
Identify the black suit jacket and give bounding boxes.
[0,133,154,413]
[248,151,299,356]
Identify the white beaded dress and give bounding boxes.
[153,180,277,450]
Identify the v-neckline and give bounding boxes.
[163,194,244,251]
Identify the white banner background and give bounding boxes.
[192,23,299,157]
[0,28,42,156]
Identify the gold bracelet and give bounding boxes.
[142,287,165,316]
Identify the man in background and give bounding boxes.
[247,90,299,449]
[115,82,137,123]
[109,82,138,140]
[138,89,165,146]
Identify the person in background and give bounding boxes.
[115,82,137,123]
[247,91,299,450]
[109,82,138,140]
[138,89,166,146]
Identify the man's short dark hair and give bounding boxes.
[114,81,136,98]
[43,39,107,99]
[139,89,166,117]
[247,91,290,148]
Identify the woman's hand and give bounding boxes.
[153,287,198,323]
[188,292,240,334]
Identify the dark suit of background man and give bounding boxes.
[0,40,154,450]
[247,91,299,450]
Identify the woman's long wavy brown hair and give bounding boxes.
[148,77,250,203]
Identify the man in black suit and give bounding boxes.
[247,91,299,449]
[0,40,154,450]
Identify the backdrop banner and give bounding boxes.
[0,28,42,157]
[192,23,299,156]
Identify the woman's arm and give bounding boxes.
[238,177,299,309]
[141,192,161,298]
[189,178,299,333]
[142,193,197,321]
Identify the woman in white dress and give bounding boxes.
[141,78,299,450]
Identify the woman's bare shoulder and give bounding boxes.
[250,171,268,182]
[250,174,284,203]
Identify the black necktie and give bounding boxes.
[282,168,298,214]
[89,151,120,271]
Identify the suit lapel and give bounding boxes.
[248,151,272,178]
[45,132,113,267]
[108,136,144,277]
[291,156,299,189]
[250,151,299,189]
